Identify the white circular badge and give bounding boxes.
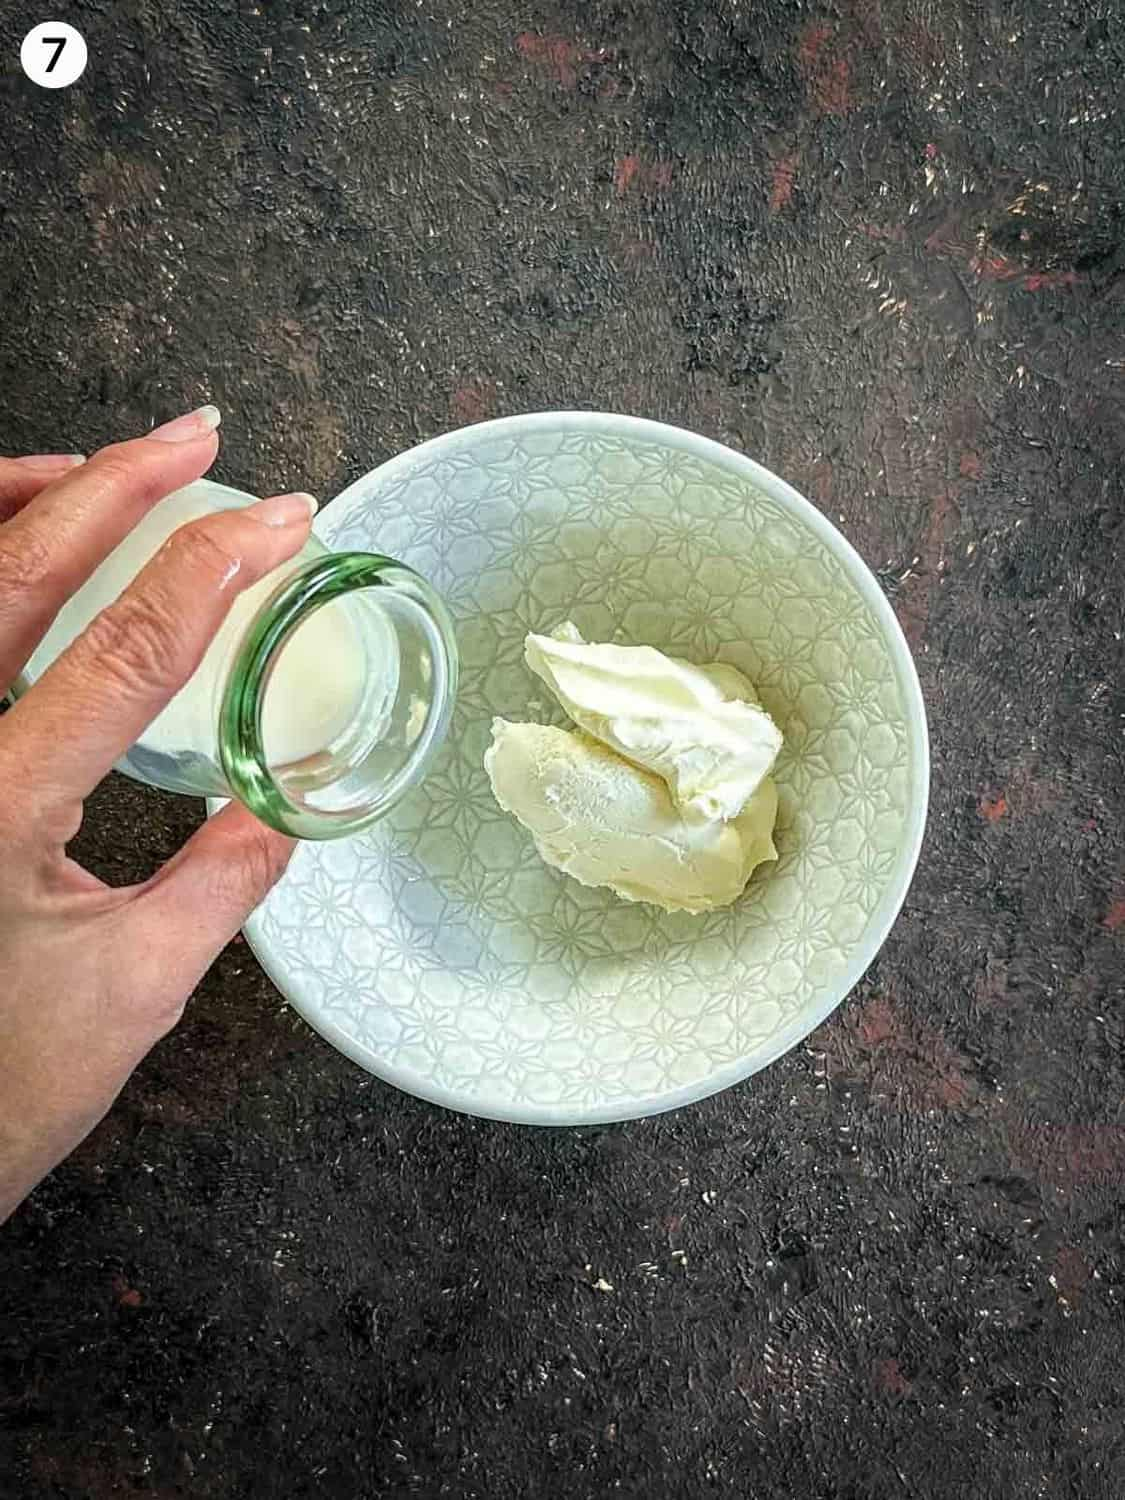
[20,22,87,89]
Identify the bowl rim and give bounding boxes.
[241,410,930,1125]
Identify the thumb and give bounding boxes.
[127,801,295,1002]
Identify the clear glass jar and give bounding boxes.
[14,479,458,840]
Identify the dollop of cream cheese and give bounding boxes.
[485,722,778,915]
[523,622,783,822]
[484,622,783,914]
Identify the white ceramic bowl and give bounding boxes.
[235,413,928,1124]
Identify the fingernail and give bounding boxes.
[14,453,86,469]
[247,492,318,528]
[148,404,222,443]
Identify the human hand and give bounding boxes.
[0,408,316,1222]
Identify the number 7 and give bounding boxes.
[42,36,67,73]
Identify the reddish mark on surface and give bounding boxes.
[1008,1125,1125,1191]
[111,1274,143,1308]
[769,153,799,213]
[872,1357,912,1397]
[970,253,1022,282]
[922,221,962,256]
[816,994,972,1113]
[796,24,856,115]
[1024,269,1078,291]
[1082,817,1097,832]
[818,58,854,114]
[515,33,607,90]
[807,459,833,507]
[1104,899,1125,931]
[797,24,832,69]
[926,487,959,556]
[854,1001,896,1047]
[1052,1246,1090,1305]
[901,21,945,74]
[857,222,908,242]
[614,155,641,193]
[941,241,1078,292]
[451,378,497,427]
[959,450,983,479]
[979,794,1008,823]
[895,582,929,650]
[614,155,673,195]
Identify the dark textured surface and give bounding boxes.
[2,1,1125,1496]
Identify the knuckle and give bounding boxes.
[126,963,189,1040]
[0,527,59,600]
[82,588,185,697]
[82,446,170,511]
[84,440,206,514]
[211,827,290,911]
[145,996,188,1042]
[85,447,140,491]
[161,518,242,591]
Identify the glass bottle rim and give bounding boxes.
[218,551,457,839]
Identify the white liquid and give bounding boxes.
[24,482,369,767]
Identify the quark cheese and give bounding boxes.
[485,719,778,915]
[524,622,782,822]
[484,623,783,914]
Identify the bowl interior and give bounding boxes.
[243,414,927,1123]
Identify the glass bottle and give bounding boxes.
[12,479,458,840]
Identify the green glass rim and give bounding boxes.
[219,551,457,840]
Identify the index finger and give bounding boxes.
[4,492,317,817]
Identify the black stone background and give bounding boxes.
[1,2,1124,1496]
